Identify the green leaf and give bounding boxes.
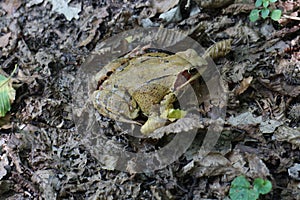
[255,0,262,7]
[229,188,259,200]
[249,9,260,22]
[0,66,16,117]
[261,8,270,19]
[167,109,187,119]
[253,178,272,195]
[269,0,277,2]
[231,176,251,188]
[262,1,269,8]
[270,9,282,21]
[230,176,260,200]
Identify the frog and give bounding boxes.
[92,48,208,135]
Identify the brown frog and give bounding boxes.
[92,48,208,134]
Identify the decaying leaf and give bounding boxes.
[35,51,54,67]
[259,120,282,134]
[246,153,270,178]
[0,0,22,16]
[258,77,300,97]
[0,153,9,180]
[26,0,44,8]
[228,111,282,133]
[31,170,59,199]
[288,163,300,180]
[204,39,232,60]
[0,115,12,129]
[289,103,300,121]
[228,111,262,126]
[49,0,81,21]
[223,3,255,15]
[235,76,253,95]
[78,7,109,47]
[273,126,300,148]
[151,0,179,13]
[194,0,234,8]
[159,6,182,23]
[0,32,11,49]
[192,152,234,177]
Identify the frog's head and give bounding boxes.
[173,49,208,91]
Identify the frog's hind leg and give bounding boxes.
[93,89,141,125]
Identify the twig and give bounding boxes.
[282,14,300,21]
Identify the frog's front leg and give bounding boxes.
[93,89,141,125]
[159,93,177,119]
[140,93,177,135]
[140,113,168,135]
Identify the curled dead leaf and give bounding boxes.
[204,39,232,60]
[235,76,253,95]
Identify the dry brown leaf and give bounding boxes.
[273,126,300,148]
[204,39,232,60]
[235,76,253,95]
[0,32,11,48]
[0,115,12,129]
[78,19,103,47]
[194,0,234,8]
[78,7,108,47]
[0,0,22,16]
[193,153,236,177]
[151,0,179,13]
[246,153,270,178]
[258,77,300,97]
[273,24,300,38]
[223,3,255,15]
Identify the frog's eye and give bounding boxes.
[188,67,198,75]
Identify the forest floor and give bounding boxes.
[0,0,299,199]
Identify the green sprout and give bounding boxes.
[229,175,272,200]
[249,0,282,22]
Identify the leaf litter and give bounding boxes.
[0,0,299,199]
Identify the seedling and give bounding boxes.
[249,0,282,22]
[229,175,272,200]
[0,65,17,117]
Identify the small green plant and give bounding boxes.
[249,0,282,22]
[229,175,272,200]
[0,65,17,117]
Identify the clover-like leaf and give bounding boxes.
[270,9,282,21]
[255,0,262,7]
[249,9,260,22]
[230,176,258,200]
[229,176,272,200]
[269,0,277,2]
[231,176,251,188]
[229,188,259,200]
[262,0,269,8]
[261,8,270,19]
[0,66,16,117]
[253,178,272,195]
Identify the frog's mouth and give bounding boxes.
[174,70,201,91]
